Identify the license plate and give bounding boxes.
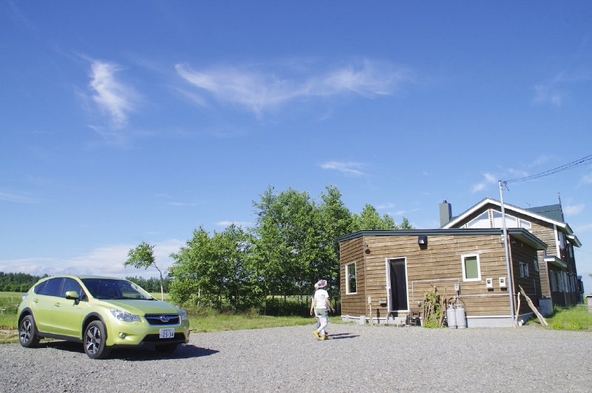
[159,328,175,339]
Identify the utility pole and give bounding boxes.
[499,180,516,326]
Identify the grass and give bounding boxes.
[542,305,592,331]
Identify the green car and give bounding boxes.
[17,275,190,359]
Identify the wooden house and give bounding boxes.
[339,228,546,328]
[440,198,583,310]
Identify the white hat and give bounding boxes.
[315,279,327,289]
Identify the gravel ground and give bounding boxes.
[1,323,591,392]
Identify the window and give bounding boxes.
[467,211,490,228]
[492,210,517,228]
[462,254,481,281]
[38,278,64,297]
[62,278,84,299]
[519,262,529,278]
[346,262,357,294]
[533,258,539,272]
[550,271,557,291]
[519,219,531,230]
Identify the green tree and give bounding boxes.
[169,225,258,310]
[251,187,319,301]
[125,242,165,300]
[351,204,396,230]
[316,185,353,295]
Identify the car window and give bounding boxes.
[33,280,48,294]
[62,278,85,299]
[38,278,64,297]
[81,278,153,300]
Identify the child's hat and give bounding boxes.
[315,279,327,289]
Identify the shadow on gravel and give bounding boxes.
[115,344,218,361]
[39,340,218,361]
[327,332,359,340]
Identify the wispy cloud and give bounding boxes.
[0,239,184,278]
[533,84,564,107]
[320,161,367,177]
[564,203,585,216]
[0,190,39,204]
[175,59,414,115]
[216,220,252,228]
[88,59,138,129]
[533,68,592,107]
[579,171,592,186]
[471,173,497,193]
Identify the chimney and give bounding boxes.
[439,200,452,227]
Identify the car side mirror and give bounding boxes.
[65,290,81,304]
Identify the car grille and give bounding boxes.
[144,314,180,325]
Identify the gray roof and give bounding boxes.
[526,204,564,222]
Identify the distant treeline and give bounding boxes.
[0,272,45,292]
[0,272,171,293]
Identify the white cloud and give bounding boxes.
[0,190,39,204]
[0,239,184,278]
[175,59,413,115]
[320,161,366,177]
[533,68,592,107]
[579,172,592,185]
[533,84,563,107]
[564,204,585,216]
[88,60,138,128]
[216,221,252,228]
[471,173,498,193]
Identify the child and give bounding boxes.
[310,279,334,340]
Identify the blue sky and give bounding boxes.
[2,1,592,291]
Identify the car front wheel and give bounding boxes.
[84,320,111,359]
[19,314,40,348]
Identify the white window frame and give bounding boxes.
[345,262,357,294]
[461,253,481,282]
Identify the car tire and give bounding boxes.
[19,314,40,348]
[84,320,111,359]
[155,343,179,354]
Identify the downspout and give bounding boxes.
[499,180,516,326]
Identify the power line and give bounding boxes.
[505,154,592,184]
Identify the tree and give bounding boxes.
[125,242,165,300]
[351,204,413,231]
[168,225,259,310]
[316,185,353,295]
[251,187,319,300]
[351,204,396,230]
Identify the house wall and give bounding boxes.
[339,237,366,317]
[339,233,538,327]
[529,218,579,306]
[509,239,542,315]
[446,202,580,308]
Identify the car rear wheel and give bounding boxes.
[84,320,111,359]
[19,314,40,348]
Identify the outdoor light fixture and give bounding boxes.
[418,235,428,247]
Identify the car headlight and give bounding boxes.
[110,309,141,322]
[180,309,188,321]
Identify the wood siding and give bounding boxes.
[339,232,541,320]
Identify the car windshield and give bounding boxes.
[81,278,154,300]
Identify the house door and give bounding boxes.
[388,258,409,312]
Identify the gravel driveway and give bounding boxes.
[1,323,591,392]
